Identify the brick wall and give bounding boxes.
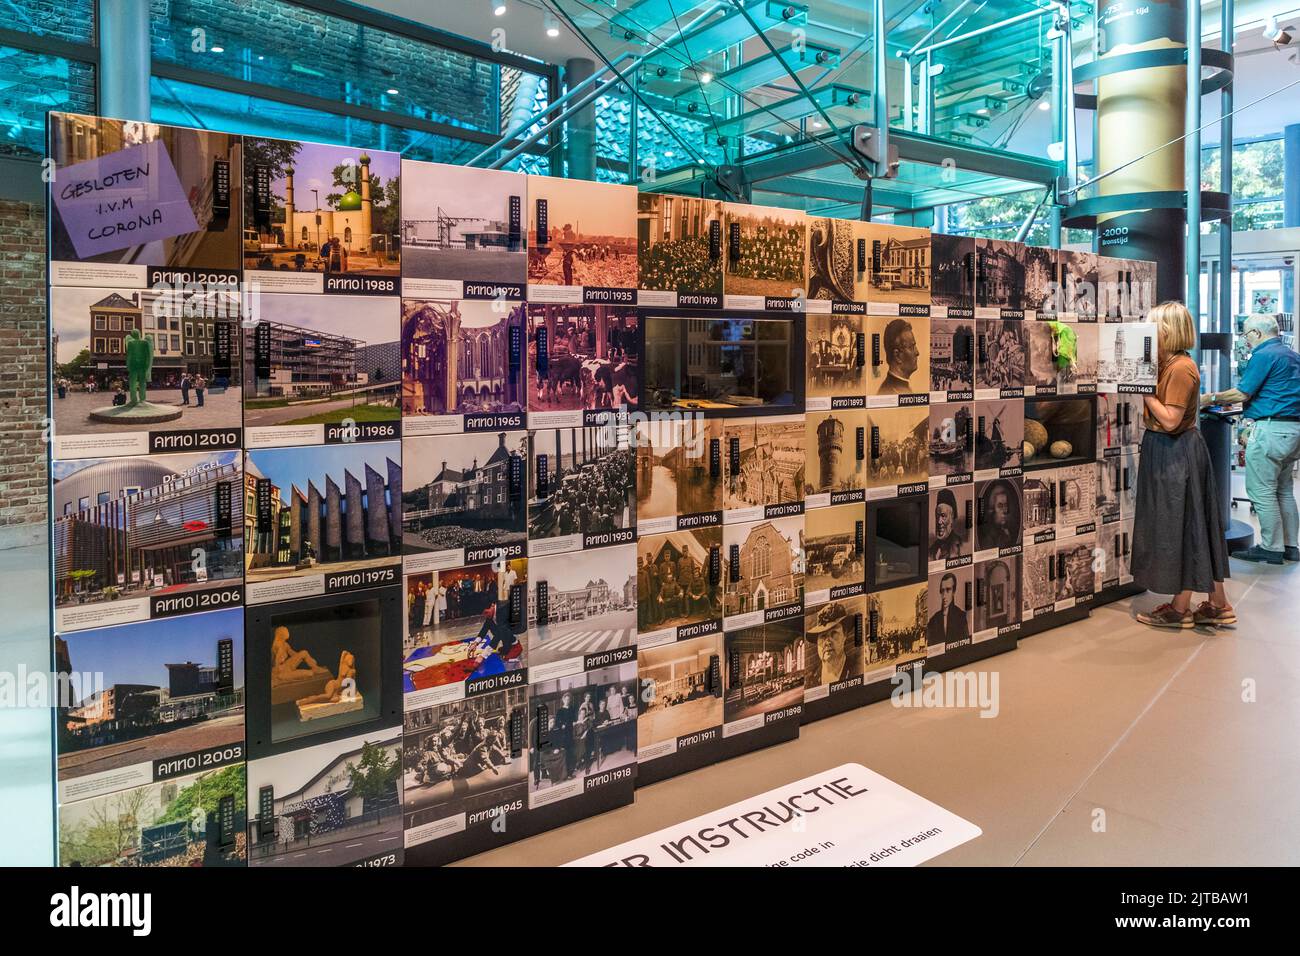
[0,200,48,546]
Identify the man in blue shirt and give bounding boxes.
[1203,314,1300,563]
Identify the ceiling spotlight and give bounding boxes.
[1264,15,1294,45]
[811,119,824,129]
[211,45,224,53]
[491,1,507,16]
[976,107,989,115]
[699,71,714,83]
[545,12,560,37]
[387,88,400,95]
[1038,100,1050,111]
[665,150,675,158]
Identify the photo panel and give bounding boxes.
[528,660,638,810]
[244,441,401,604]
[803,502,866,604]
[1094,393,1145,452]
[926,565,974,655]
[244,585,402,760]
[400,298,526,435]
[1025,320,1060,395]
[973,555,1022,640]
[527,544,638,680]
[400,160,526,298]
[723,515,806,631]
[1061,250,1100,321]
[526,176,638,302]
[402,685,529,864]
[634,416,724,533]
[928,401,974,480]
[864,582,928,681]
[722,202,808,310]
[1056,533,1098,605]
[1125,260,1157,318]
[247,726,403,867]
[401,430,526,567]
[806,311,866,409]
[638,194,724,306]
[1022,539,1058,620]
[48,114,242,289]
[722,415,806,522]
[975,476,1024,561]
[927,482,975,571]
[242,292,401,447]
[805,408,867,508]
[636,633,725,764]
[527,304,639,428]
[856,222,932,310]
[976,238,1026,314]
[58,763,246,868]
[975,317,1027,399]
[402,554,527,708]
[974,398,1025,478]
[55,607,244,805]
[1096,456,1122,524]
[50,286,244,460]
[1096,519,1134,589]
[929,316,976,400]
[807,217,862,306]
[1119,448,1140,517]
[930,233,976,316]
[636,528,724,645]
[641,311,803,413]
[1022,473,1058,542]
[243,135,401,295]
[866,312,930,404]
[864,404,930,497]
[867,494,928,591]
[528,421,636,556]
[803,595,867,698]
[1098,321,1158,393]
[53,450,244,633]
[1056,462,1097,535]
[723,618,807,729]
[1059,321,1100,395]
[1022,245,1059,318]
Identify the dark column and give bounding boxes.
[564,58,598,181]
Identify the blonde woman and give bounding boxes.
[1133,302,1234,628]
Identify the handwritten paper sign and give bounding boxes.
[54,139,199,259]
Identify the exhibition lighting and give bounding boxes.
[699,71,714,83]
[492,0,507,16]
[387,88,400,95]
[545,12,560,36]
[211,45,224,53]
[1038,101,1050,110]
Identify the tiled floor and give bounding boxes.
[5,494,1297,867]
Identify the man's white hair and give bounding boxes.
[1243,314,1280,338]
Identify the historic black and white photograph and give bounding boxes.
[723,417,806,512]
[724,619,806,722]
[973,555,1022,633]
[806,409,867,497]
[1057,462,1096,530]
[1025,320,1060,392]
[527,176,638,290]
[930,317,975,394]
[928,402,974,478]
[528,423,635,547]
[1098,321,1159,391]
[976,318,1028,392]
[926,567,972,647]
[401,161,525,287]
[528,545,637,668]
[931,233,975,311]
[527,304,639,416]
[635,417,724,524]
[855,223,931,306]
[976,238,1026,309]
[865,405,930,489]
[723,202,807,299]
[402,687,527,846]
[976,477,1023,552]
[638,194,724,298]
[807,217,859,303]
[804,503,865,597]
[807,312,866,399]
[402,431,527,558]
[928,484,974,565]
[1056,534,1097,600]
[867,313,930,397]
[529,663,638,798]
[637,529,723,635]
[803,598,866,689]
[1023,538,1057,613]
[1023,245,1059,316]
[865,583,927,671]
[723,516,806,619]
[637,635,724,749]
[974,398,1025,473]
[1023,474,1057,539]
[1061,250,1100,319]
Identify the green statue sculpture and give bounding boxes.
[124,328,153,407]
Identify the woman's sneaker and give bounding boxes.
[1193,602,1236,627]
[1137,603,1194,629]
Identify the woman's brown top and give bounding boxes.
[1145,351,1200,435]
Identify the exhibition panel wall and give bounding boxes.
[45,111,1156,867]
